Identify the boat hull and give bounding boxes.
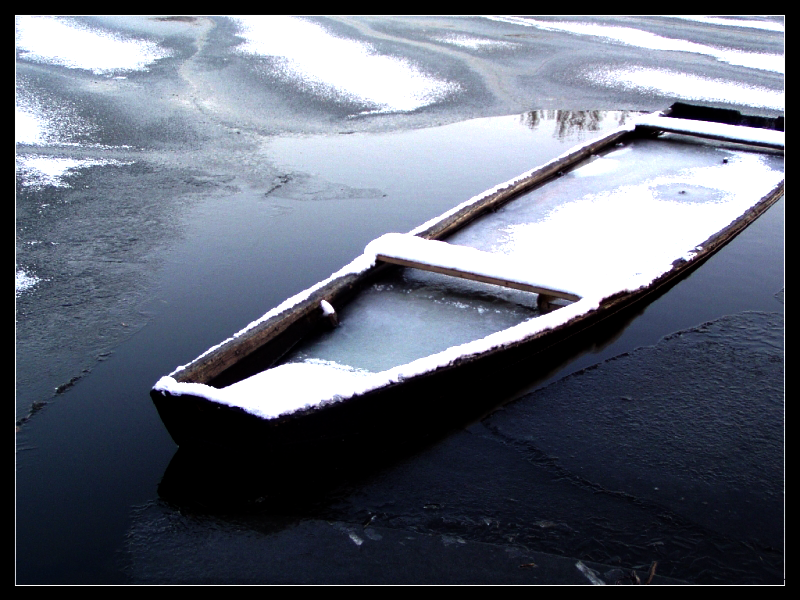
[151,177,782,453]
[151,104,784,454]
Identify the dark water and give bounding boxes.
[15,113,783,584]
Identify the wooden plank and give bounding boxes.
[663,102,784,131]
[635,116,784,150]
[376,254,581,301]
[369,233,582,301]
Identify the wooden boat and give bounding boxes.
[151,103,784,453]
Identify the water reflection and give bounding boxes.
[521,109,639,139]
[157,291,652,515]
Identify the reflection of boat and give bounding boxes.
[151,103,784,453]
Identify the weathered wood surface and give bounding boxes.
[371,233,581,301]
[376,253,581,301]
[173,272,364,384]
[635,116,785,150]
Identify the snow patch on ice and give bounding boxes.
[231,16,461,114]
[15,107,48,146]
[663,16,784,33]
[16,269,41,297]
[17,78,132,149]
[16,154,134,189]
[589,67,784,111]
[484,16,784,74]
[15,15,171,75]
[435,34,514,50]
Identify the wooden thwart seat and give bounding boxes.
[365,233,582,302]
[635,116,784,150]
